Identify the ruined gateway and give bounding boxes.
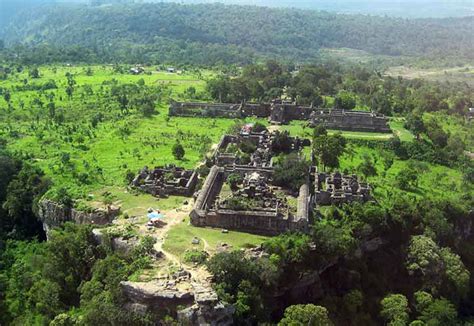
[169,99,391,133]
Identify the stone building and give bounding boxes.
[309,109,391,133]
[169,100,391,133]
[313,168,371,205]
[190,166,311,236]
[131,165,198,197]
[213,128,306,168]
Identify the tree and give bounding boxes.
[334,91,356,110]
[227,173,243,191]
[439,248,470,298]
[395,167,418,191]
[2,164,50,238]
[3,90,11,103]
[313,133,346,170]
[29,67,40,79]
[271,131,293,154]
[313,124,328,138]
[425,120,448,148]
[418,298,458,326]
[380,294,409,326]
[405,115,425,140]
[273,154,310,192]
[65,72,76,99]
[279,304,333,326]
[357,154,378,179]
[172,143,185,160]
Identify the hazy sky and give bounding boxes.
[0,0,473,19]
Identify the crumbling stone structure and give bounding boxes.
[213,126,306,168]
[131,165,198,197]
[169,101,271,119]
[170,100,391,133]
[313,168,371,205]
[310,109,391,133]
[190,166,311,236]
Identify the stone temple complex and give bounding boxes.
[131,165,198,197]
[169,99,391,133]
[129,122,373,236]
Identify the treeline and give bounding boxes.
[0,148,49,241]
[0,222,156,325]
[1,2,473,65]
[206,61,474,116]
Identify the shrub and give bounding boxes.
[183,250,209,265]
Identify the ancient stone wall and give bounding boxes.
[310,109,391,133]
[170,100,391,133]
[169,101,243,118]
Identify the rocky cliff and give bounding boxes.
[37,199,120,235]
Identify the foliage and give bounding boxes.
[172,143,185,160]
[380,294,410,326]
[279,304,333,326]
[3,3,474,65]
[313,132,347,170]
[334,90,357,110]
[227,173,243,191]
[183,249,209,265]
[273,153,311,192]
[207,251,279,323]
[0,223,153,325]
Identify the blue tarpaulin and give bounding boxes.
[147,212,163,219]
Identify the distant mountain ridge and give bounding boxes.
[2,2,473,65]
[156,0,474,18]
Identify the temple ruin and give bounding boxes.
[169,100,391,133]
[131,165,198,197]
[213,124,307,168]
[313,169,371,205]
[190,166,311,236]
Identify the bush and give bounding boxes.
[172,143,185,160]
[183,250,209,264]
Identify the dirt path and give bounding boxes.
[142,201,212,282]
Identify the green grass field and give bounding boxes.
[163,217,269,260]
[0,65,238,199]
[338,143,469,204]
[278,120,409,141]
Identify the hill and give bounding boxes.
[158,0,474,18]
[2,2,473,65]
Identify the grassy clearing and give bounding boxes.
[0,65,239,200]
[87,186,186,217]
[279,120,399,140]
[164,217,269,260]
[338,143,470,204]
[389,118,414,142]
[424,112,473,151]
[385,65,474,86]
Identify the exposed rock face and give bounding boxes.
[92,229,140,254]
[38,199,120,235]
[121,281,194,306]
[121,278,234,325]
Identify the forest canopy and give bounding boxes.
[1,2,473,65]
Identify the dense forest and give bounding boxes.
[1,2,473,65]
